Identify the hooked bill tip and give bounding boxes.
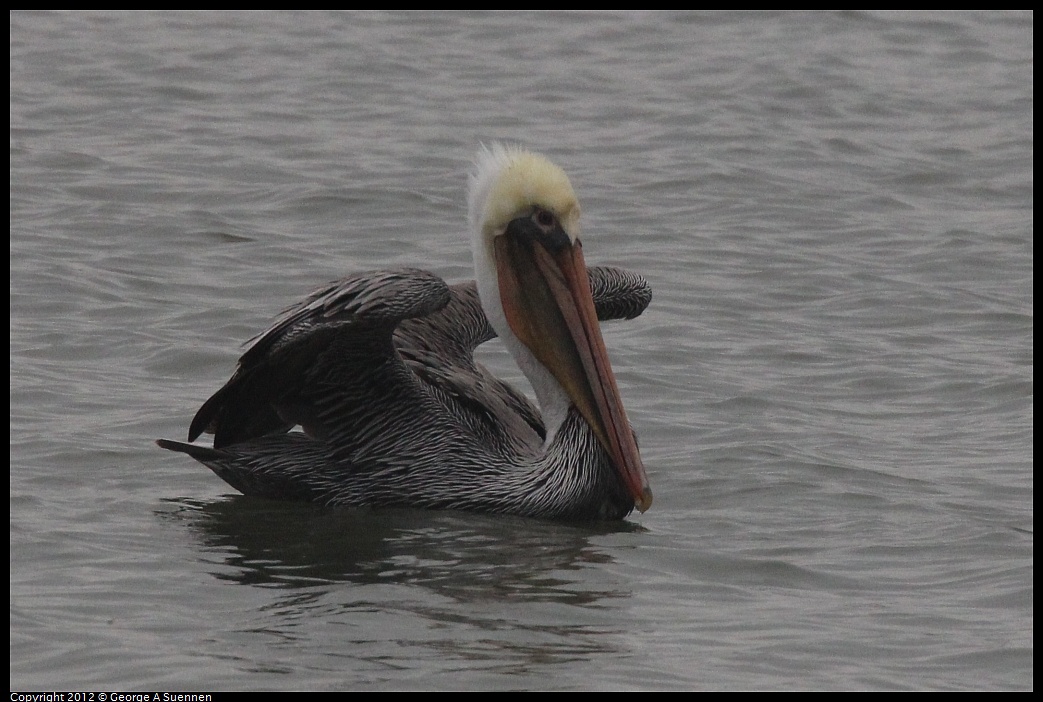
[635,488,653,513]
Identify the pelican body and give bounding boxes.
[158,145,652,520]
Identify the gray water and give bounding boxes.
[9,11,1032,691]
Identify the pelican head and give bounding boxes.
[467,144,652,513]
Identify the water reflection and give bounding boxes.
[160,497,647,673]
[177,498,635,586]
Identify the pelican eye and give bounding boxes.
[533,209,557,230]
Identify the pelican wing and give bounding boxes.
[587,266,653,323]
[184,265,650,462]
[188,268,450,448]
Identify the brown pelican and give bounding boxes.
[158,144,653,520]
